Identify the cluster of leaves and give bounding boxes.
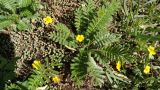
[49,0,133,88]
[49,0,160,89]
[118,0,160,89]
[5,51,64,90]
[120,0,160,49]
[0,0,42,31]
[1,0,160,89]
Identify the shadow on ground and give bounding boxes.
[0,32,16,89]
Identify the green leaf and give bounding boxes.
[87,52,105,87]
[74,0,96,33]
[0,0,16,13]
[71,51,88,87]
[0,15,18,30]
[0,20,13,30]
[49,23,78,48]
[5,83,21,90]
[20,9,33,17]
[92,32,120,48]
[18,0,32,8]
[86,0,120,36]
[17,20,29,30]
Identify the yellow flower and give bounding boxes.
[116,61,121,72]
[147,46,156,56]
[143,65,150,74]
[43,16,53,25]
[52,76,60,84]
[32,60,41,70]
[76,35,84,42]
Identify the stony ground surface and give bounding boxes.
[0,30,58,77]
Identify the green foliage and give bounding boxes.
[121,0,160,48]
[2,0,160,89]
[5,82,28,90]
[92,32,120,49]
[71,50,88,87]
[19,9,33,17]
[49,23,78,48]
[17,20,30,30]
[3,44,65,90]
[0,20,13,29]
[0,56,18,89]
[18,0,32,8]
[50,0,122,88]
[105,65,131,86]
[85,0,119,36]
[0,0,41,31]
[117,0,160,89]
[5,83,21,90]
[91,45,133,67]
[66,0,122,88]
[5,57,60,90]
[27,57,61,90]
[0,0,16,13]
[74,0,96,34]
[103,45,133,62]
[87,52,105,87]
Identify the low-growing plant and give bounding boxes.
[5,54,64,90]
[4,47,64,89]
[49,0,132,88]
[118,0,160,89]
[2,0,160,89]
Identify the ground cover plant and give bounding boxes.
[0,0,160,90]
